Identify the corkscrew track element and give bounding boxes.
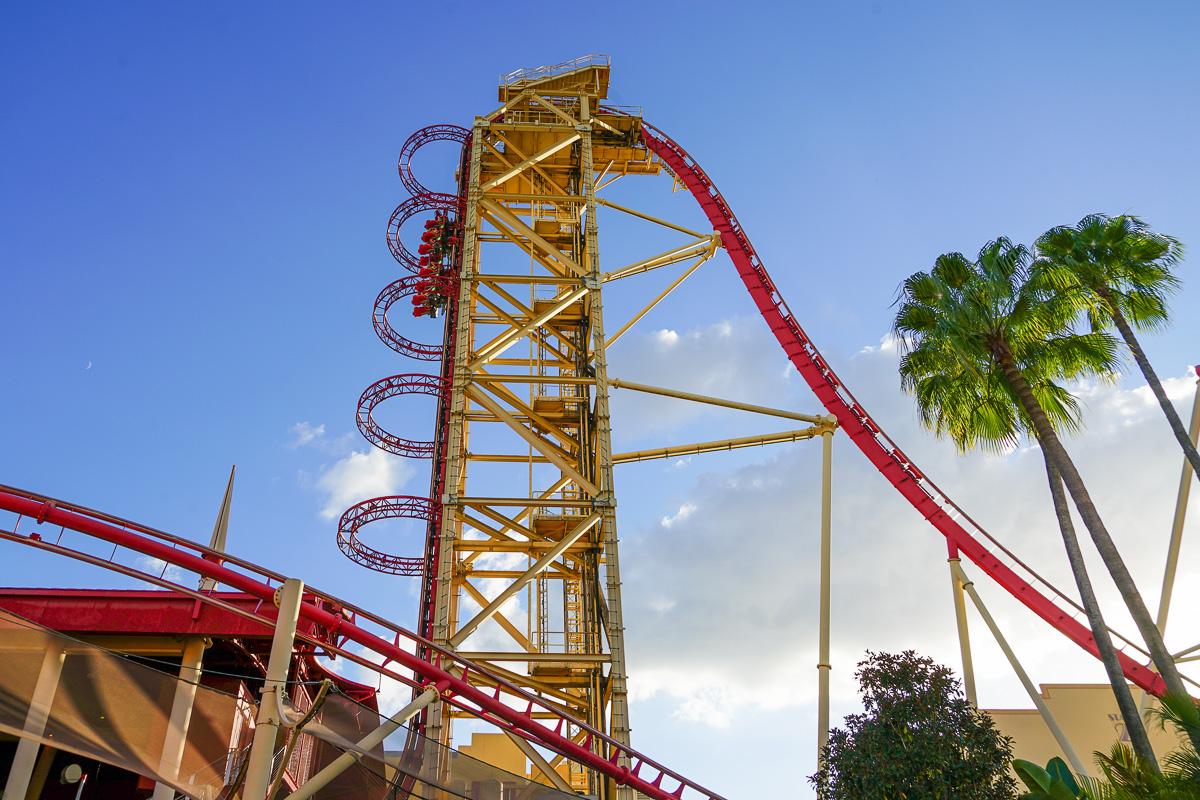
[337,495,434,576]
[373,276,444,361]
[354,373,444,459]
[397,124,470,198]
[386,193,460,272]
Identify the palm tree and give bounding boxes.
[1016,694,1200,798]
[1035,214,1197,482]
[893,238,1169,763]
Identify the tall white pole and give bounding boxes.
[243,578,304,800]
[1140,371,1200,715]
[817,428,834,760]
[1154,372,1200,636]
[947,544,977,705]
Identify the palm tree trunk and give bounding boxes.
[1097,285,1200,485]
[1042,453,1158,768]
[994,344,1200,754]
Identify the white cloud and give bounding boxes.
[289,421,327,448]
[857,331,901,355]
[315,448,414,520]
[659,502,696,528]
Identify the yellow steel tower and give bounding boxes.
[427,56,661,797]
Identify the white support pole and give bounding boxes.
[1155,372,1200,636]
[816,429,833,760]
[283,687,439,800]
[1139,373,1200,714]
[952,563,1086,776]
[151,637,208,800]
[243,578,304,800]
[3,642,65,800]
[947,545,978,706]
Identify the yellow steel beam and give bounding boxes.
[468,503,540,541]
[484,90,531,122]
[472,374,595,385]
[470,286,589,367]
[604,253,710,350]
[609,377,830,424]
[595,159,614,188]
[459,580,533,651]
[479,208,571,277]
[452,661,587,709]
[473,291,574,366]
[454,540,592,553]
[459,652,612,663]
[595,197,708,238]
[450,512,602,646]
[480,198,585,276]
[488,130,574,196]
[612,427,828,464]
[475,273,580,285]
[596,173,622,192]
[478,280,583,358]
[468,453,553,463]
[467,568,580,580]
[482,133,582,192]
[465,385,597,494]
[480,381,581,452]
[478,277,535,317]
[462,476,574,569]
[601,236,718,283]
[506,730,579,795]
[529,93,580,126]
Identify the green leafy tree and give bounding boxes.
[892,238,1157,763]
[1035,214,1197,483]
[809,650,1017,799]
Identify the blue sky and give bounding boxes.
[4,3,1200,796]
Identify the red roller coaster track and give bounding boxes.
[0,117,1168,799]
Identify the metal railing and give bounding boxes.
[500,54,610,87]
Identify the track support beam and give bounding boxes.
[243,577,304,800]
[952,563,1085,775]
[947,545,978,706]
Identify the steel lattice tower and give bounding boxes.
[426,58,652,797]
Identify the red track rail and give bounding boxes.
[0,486,727,800]
[374,276,444,361]
[337,495,431,576]
[355,373,445,459]
[637,119,1164,695]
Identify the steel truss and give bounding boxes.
[425,65,667,798]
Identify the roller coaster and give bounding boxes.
[0,56,1183,798]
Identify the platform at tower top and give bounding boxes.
[499,54,612,100]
